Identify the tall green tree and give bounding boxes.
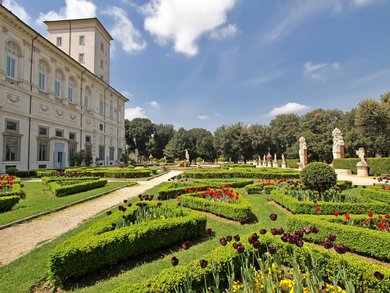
[187,128,216,161]
[163,128,193,160]
[125,118,155,157]
[269,114,300,156]
[149,124,175,159]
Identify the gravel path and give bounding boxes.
[0,171,182,266]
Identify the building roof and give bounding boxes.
[44,18,113,41]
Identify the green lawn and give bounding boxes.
[0,183,288,293]
[0,181,134,226]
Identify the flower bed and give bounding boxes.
[179,168,300,180]
[48,202,207,283]
[0,176,24,211]
[270,190,390,215]
[178,187,252,221]
[111,232,390,293]
[48,179,107,197]
[287,214,390,261]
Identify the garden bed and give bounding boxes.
[48,179,108,197]
[179,168,300,179]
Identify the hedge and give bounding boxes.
[287,214,390,261]
[361,187,390,204]
[178,193,252,221]
[333,158,390,176]
[48,179,107,197]
[41,176,100,185]
[221,163,255,168]
[180,169,300,180]
[111,232,390,293]
[0,195,20,212]
[270,190,390,215]
[245,183,276,194]
[48,204,207,283]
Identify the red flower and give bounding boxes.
[371,217,376,222]
[378,222,385,230]
[315,205,321,212]
[235,195,239,200]
[373,183,376,186]
[344,214,351,220]
[382,185,386,190]
[379,215,383,219]
[333,211,339,217]
[368,211,373,217]
[385,214,390,219]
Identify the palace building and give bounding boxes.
[0,4,128,171]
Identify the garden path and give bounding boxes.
[0,170,182,266]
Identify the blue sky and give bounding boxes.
[4,0,390,130]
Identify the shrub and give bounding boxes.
[300,162,337,192]
[0,196,20,212]
[196,157,203,163]
[245,183,276,194]
[48,179,107,197]
[270,190,390,215]
[5,167,18,176]
[333,158,390,176]
[41,176,99,185]
[287,214,390,261]
[362,187,390,204]
[48,204,206,283]
[178,193,252,221]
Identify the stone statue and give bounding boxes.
[273,153,279,168]
[356,147,368,176]
[299,137,308,169]
[185,149,190,162]
[332,128,345,160]
[281,154,287,169]
[356,147,366,163]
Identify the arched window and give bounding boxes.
[68,77,75,103]
[38,60,49,91]
[84,86,91,110]
[5,41,22,79]
[54,69,64,97]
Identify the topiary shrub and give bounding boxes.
[300,162,337,192]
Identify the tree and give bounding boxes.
[269,114,300,156]
[163,128,193,160]
[125,118,155,158]
[248,124,272,159]
[187,128,216,161]
[150,124,175,159]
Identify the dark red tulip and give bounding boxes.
[226,235,232,242]
[374,271,384,280]
[268,246,277,254]
[310,226,319,234]
[252,241,260,249]
[327,233,336,242]
[171,256,179,266]
[219,237,227,246]
[269,213,278,221]
[233,234,240,242]
[127,202,132,207]
[259,229,267,235]
[296,239,304,247]
[323,240,333,249]
[106,211,112,215]
[334,244,347,254]
[236,245,245,253]
[199,259,208,268]
[181,241,190,250]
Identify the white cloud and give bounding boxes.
[103,6,146,54]
[196,114,209,121]
[209,23,238,40]
[36,0,96,26]
[149,100,160,109]
[269,102,309,116]
[303,61,341,82]
[125,106,148,120]
[142,0,236,56]
[3,0,30,24]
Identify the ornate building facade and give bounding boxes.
[0,5,127,171]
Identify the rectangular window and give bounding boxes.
[99,146,105,161]
[109,147,115,161]
[68,87,73,103]
[38,72,45,90]
[99,100,104,114]
[4,136,20,161]
[6,56,16,78]
[55,129,64,137]
[117,148,122,162]
[84,95,89,109]
[5,119,18,132]
[69,132,76,140]
[38,126,48,136]
[78,53,84,63]
[85,135,91,143]
[37,140,49,161]
[56,37,62,47]
[79,35,85,45]
[55,80,61,97]
[99,124,104,131]
[109,100,113,119]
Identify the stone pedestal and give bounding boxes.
[273,161,279,168]
[267,161,272,168]
[282,162,287,168]
[333,146,345,160]
[335,169,352,175]
[356,161,369,177]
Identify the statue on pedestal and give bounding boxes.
[299,137,308,169]
[332,128,345,160]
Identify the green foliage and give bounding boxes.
[221,163,255,168]
[41,176,99,185]
[125,118,155,157]
[300,162,337,192]
[111,232,390,293]
[149,124,175,159]
[48,204,207,283]
[333,158,390,175]
[48,180,107,197]
[362,187,390,204]
[270,190,390,214]
[179,193,252,221]
[287,214,390,261]
[245,183,276,194]
[0,196,20,212]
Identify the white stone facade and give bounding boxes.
[0,5,128,171]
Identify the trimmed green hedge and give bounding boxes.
[287,214,390,261]
[48,179,107,197]
[333,158,390,176]
[270,190,390,215]
[178,193,252,221]
[221,163,255,168]
[41,176,100,185]
[0,196,20,212]
[111,232,390,293]
[245,183,276,194]
[180,168,300,180]
[48,204,207,283]
[361,187,390,204]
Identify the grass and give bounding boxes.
[0,181,134,226]
[0,184,288,293]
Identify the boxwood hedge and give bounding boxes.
[111,232,390,293]
[333,158,390,176]
[41,176,100,185]
[270,190,390,215]
[178,192,252,221]
[287,214,390,261]
[48,203,207,283]
[48,179,107,197]
[0,195,20,212]
[361,187,390,204]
